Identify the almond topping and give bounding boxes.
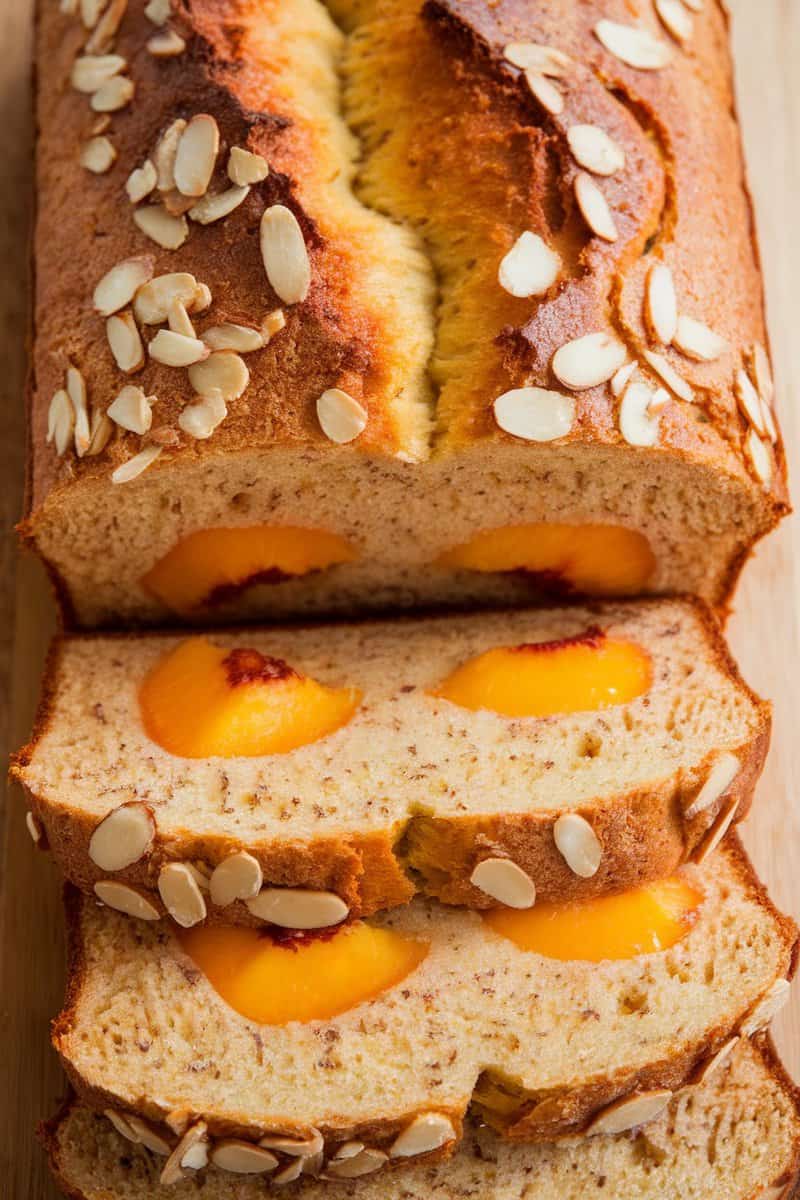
[588,1090,672,1135]
[126,160,158,203]
[153,119,186,191]
[210,1142,278,1175]
[178,390,228,440]
[167,299,196,339]
[188,185,250,225]
[574,172,618,242]
[47,389,75,456]
[619,382,661,447]
[332,1142,365,1161]
[105,1110,141,1143]
[553,331,627,390]
[761,398,778,445]
[71,54,125,93]
[610,362,637,397]
[207,854,264,908]
[470,858,536,909]
[740,978,791,1037]
[327,1148,388,1178]
[681,0,704,9]
[390,1113,456,1159]
[228,146,270,185]
[245,888,349,930]
[645,263,678,345]
[85,0,127,53]
[260,205,311,304]
[94,256,154,316]
[66,366,91,457]
[134,272,198,324]
[274,1160,304,1185]
[191,283,213,313]
[748,342,775,406]
[493,386,575,442]
[106,311,145,373]
[126,1117,172,1156]
[259,1130,324,1158]
[694,1037,739,1086]
[89,803,155,872]
[160,1122,208,1186]
[87,407,112,459]
[158,862,208,928]
[91,74,134,113]
[745,428,773,488]
[673,315,728,362]
[524,71,564,116]
[655,0,694,43]
[111,443,163,484]
[553,813,602,878]
[593,19,673,70]
[684,752,740,819]
[567,125,626,177]
[133,205,189,250]
[735,368,766,434]
[692,795,739,864]
[94,880,160,920]
[503,43,571,77]
[144,0,171,22]
[498,232,561,297]
[642,349,694,403]
[26,811,43,844]
[81,136,117,174]
[317,388,368,444]
[149,329,209,367]
[262,309,286,340]
[174,115,220,197]
[188,352,249,401]
[202,323,264,353]
[147,29,186,56]
[80,0,106,27]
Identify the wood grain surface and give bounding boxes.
[1,3,799,1197]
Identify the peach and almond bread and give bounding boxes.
[12,599,769,925]
[24,0,787,627]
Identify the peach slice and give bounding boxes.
[179,922,429,1024]
[431,628,651,718]
[140,638,360,758]
[142,525,358,613]
[484,877,702,962]
[437,523,656,595]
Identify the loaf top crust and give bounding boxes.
[31,0,786,515]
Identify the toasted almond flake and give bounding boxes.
[745,428,773,488]
[61,0,79,13]
[260,204,311,304]
[91,114,112,135]
[262,309,286,339]
[274,1160,304,1185]
[153,119,186,191]
[553,331,627,390]
[594,19,673,70]
[332,1142,365,1162]
[589,1090,672,1136]
[89,803,155,871]
[85,0,127,52]
[47,389,75,456]
[228,146,269,186]
[94,256,154,316]
[67,366,91,457]
[610,361,636,397]
[174,114,219,197]
[80,0,106,27]
[133,204,189,250]
[190,282,212,312]
[245,888,349,929]
[149,328,209,367]
[260,1130,324,1158]
[692,795,739,864]
[107,385,153,434]
[145,0,171,22]
[303,1152,324,1177]
[158,862,207,927]
[202,323,263,353]
[26,811,42,844]
[748,342,775,406]
[390,1114,456,1159]
[498,231,561,298]
[471,857,536,908]
[126,159,157,203]
[182,1141,209,1171]
[642,349,694,403]
[740,978,791,1037]
[567,124,626,177]
[647,386,670,417]
[493,386,575,442]
[106,311,144,373]
[126,1117,172,1156]
[553,814,602,878]
[86,408,114,455]
[655,0,693,42]
[160,1122,208,1186]
[71,53,125,93]
[209,852,263,907]
[211,1142,279,1174]
[503,42,571,76]
[524,70,564,116]
[694,1037,739,1086]
[673,315,728,362]
[761,397,778,444]
[147,29,186,56]
[91,74,134,113]
[188,351,249,400]
[111,443,163,484]
[188,185,250,225]
[317,388,368,444]
[167,299,196,338]
[105,1110,141,1142]
[735,368,766,434]
[681,0,704,10]
[574,172,618,242]
[327,1148,388,1178]
[81,135,117,174]
[645,263,678,344]
[178,390,227,439]
[94,879,160,919]
[619,381,661,447]
[134,272,198,324]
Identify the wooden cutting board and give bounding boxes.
[1,3,799,1195]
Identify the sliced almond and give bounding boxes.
[553,813,602,878]
[655,0,693,43]
[259,1130,324,1158]
[211,1141,278,1174]
[147,29,186,56]
[645,262,678,345]
[188,351,249,401]
[390,1113,456,1159]
[610,361,637,397]
[87,408,113,455]
[331,1142,364,1161]
[588,1090,672,1135]
[202,323,264,353]
[745,428,773,488]
[80,0,106,27]
[133,272,198,324]
[111,443,163,484]
[145,0,171,21]
[107,310,145,373]
[642,348,694,403]
[524,71,564,116]
[553,331,627,390]
[26,811,43,844]
[692,795,739,864]
[174,114,220,197]
[188,185,250,225]
[158,862,207,928]
[493,386,575,442]
[735,368,766,434]
[94,879,160,920]
[160,1121,208,1185]
[105,1110,141,1143]
[81,135,117,174]
[274,1160,304,1184]
[740,978,791,1037]
[470,858,536,909]
[71,54,125,93]
[327,1148,388,1178]
[133,205,189,250]
[149,329,209,368]
[673,315,728,362]
[260,204,311,304]
[760,397,778,445]
[574,172,618,242]
[503,43,571,77]
[317,388,368,444]
[498,231,561,298]
[126,1117,172,1156]
[209,852,263,907]
[228,146,269,185]
[619,381,661,447]
[262,309,286,340]
[693,1036,739,1086]
[178,390,228,440]
[681,0,704,10]
[153,119,186,191]
[94,256,154,316]
[182,1141,210,1171]
[245,888,349,930]
[89,802,155,872]
[748,342,775,407]
[91,74,134,113]
[126,160,158,204]
[66,366,91,457]
[108,385,153,434]
[567,125,626,177]
[593,19,673,70]
[684,752,740,820]
[85,0,127,53]
[47,389,75,456]
[167,299,196,338]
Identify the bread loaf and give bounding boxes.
[24,0,786,627]
[13,599,769,923]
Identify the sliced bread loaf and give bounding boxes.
[43,1039,800,1198]
[54,838,796,1162]
[14,599,769,924]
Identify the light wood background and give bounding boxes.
[1,3,799,1196]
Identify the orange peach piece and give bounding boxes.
[179,922,429,1024]
[484,877,702,962]
[142,525,358,613]
[139,637,361,758]
[437,523,656,595]
[431,629,652,718]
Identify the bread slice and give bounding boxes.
[54,838,797,1162]
[43,1039,800,1198]
[14,599,769,924]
